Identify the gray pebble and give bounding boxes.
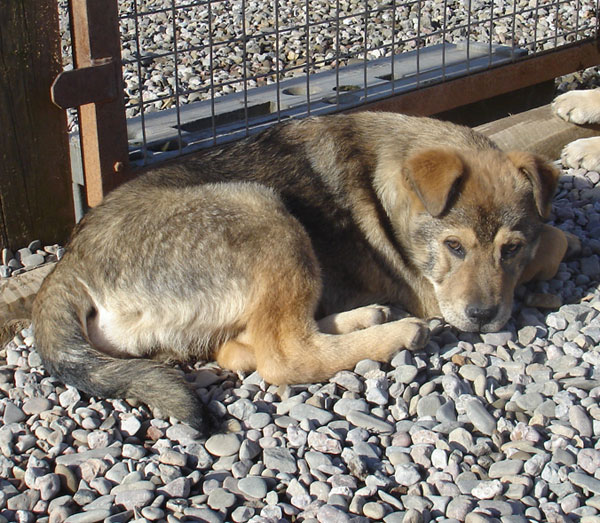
[465,400,496,435]
[28,240,42,252]
[346,410,394,433]
[365,376,389,405]
[141,506,165,521]
[4,401,26,424]
[569,472,600,495]
[393,365,419,384]
[231,506,255,522]
[227,398,257,420]
[159,477,190,498]
[238,476,268,498]
[120,415,141,437]
[569,405,593,437]
[165,423,200,443]
[37,473,61,501]
[363,501,387,519]
[416,394,445,417]
[334,398,369,416]
[488,459,523,478]
[207,487,237,510]
[331,371,363,392]
[290,403,334,424]
[515,392,544,413]
[472,479,503,499]
[7,489,39,511]
[354,359,381,376]
[446,496,475,520]
[264,447,298,473]
[115,488,154,510]
[184,507,223,522]
[239,439,261,460]
[205,433,241,456]
[105,511,134,523]
[65,510,112,523]
[480,330,514,345]
[317,504,352,522]
[159,449,187,467]
[21,253,45,268]
[248,412,271,429]
[394,463,421,486]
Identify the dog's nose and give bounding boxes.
[465,304,498,325]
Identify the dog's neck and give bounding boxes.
[355,166,442,318]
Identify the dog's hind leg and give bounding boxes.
[216,339,257,373]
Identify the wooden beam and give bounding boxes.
[476,104,600,160]
[352,40,600,117]
[0,0,75,250]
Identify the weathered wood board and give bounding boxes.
[0,0,75,251]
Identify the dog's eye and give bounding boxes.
[501,242,522,260]
[444,239,465,258]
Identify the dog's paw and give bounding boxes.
[552,89,600,125]
[361,304,394,325]
[318,304,393,334]
[396,317,430,351]
[561,136,600,171]
[564,231,582,259]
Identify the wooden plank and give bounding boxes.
[351,40,600,117]
[0,0,75,251]
[476,104,600,159]
[0,263,55,338]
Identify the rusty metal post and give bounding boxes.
[66,0,131,207]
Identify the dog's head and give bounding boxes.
[400,148,559,332]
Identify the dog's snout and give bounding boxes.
[465,304,498,324]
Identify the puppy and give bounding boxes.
[33,112,568,431]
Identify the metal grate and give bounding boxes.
[61,0,599,166]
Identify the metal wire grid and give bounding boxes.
[112,0,597,162]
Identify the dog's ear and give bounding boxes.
[405,149,464,217]
[508,151,560,219]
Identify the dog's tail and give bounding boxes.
[32,266,214,434]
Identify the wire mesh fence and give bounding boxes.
[59,0,599,165]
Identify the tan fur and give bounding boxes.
[32,112,571,430]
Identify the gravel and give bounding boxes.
[4,2,600,518]
[1,244,63,280]
[1,159,600,522]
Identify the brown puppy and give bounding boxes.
[33,112,569,431]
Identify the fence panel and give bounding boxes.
[58,0,599,204]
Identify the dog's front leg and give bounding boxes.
[519,224,580,284]
[254,316,430,385]
[217,312,429,385]
[317,304,395,334]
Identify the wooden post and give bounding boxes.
[0,0,75,251]
[70,0,132,207]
